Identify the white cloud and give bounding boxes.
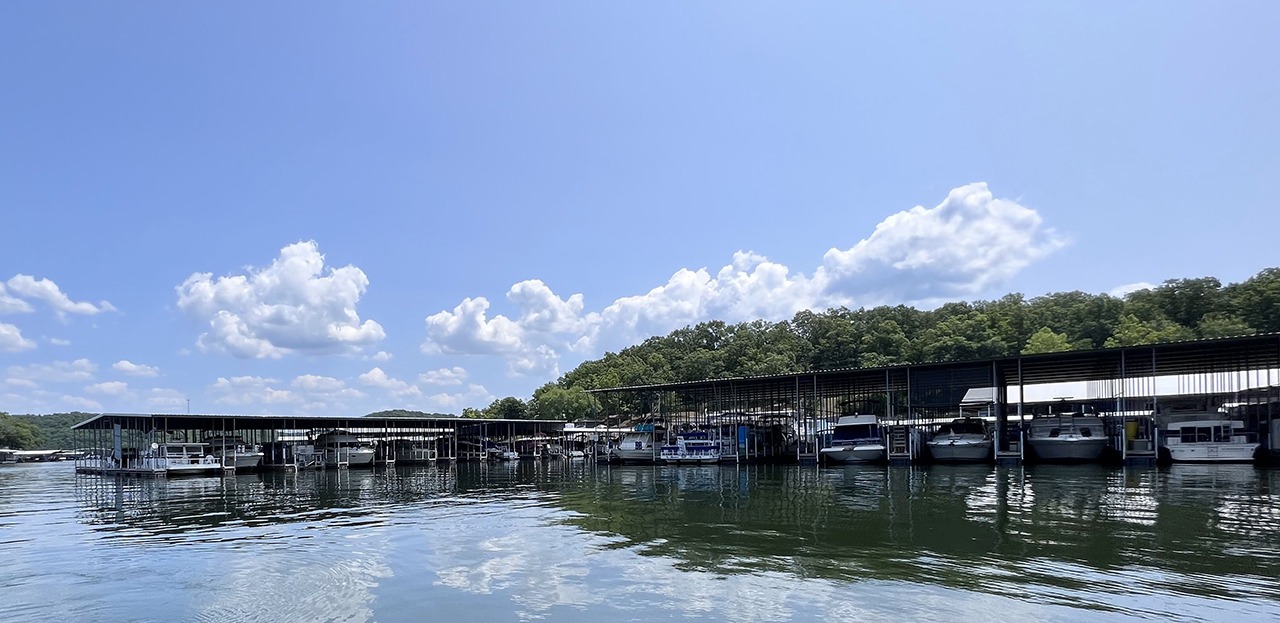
[369,351,393,362]
[817,182,1066,304]
[5,275,115,316]
[5,378,38,389]
[0,284,34,314]
[1109,282,1155,298]
[61,395,102,411]
[147,388,188,410]
[422,183,1065,377]
[86,381,129,396]
[292,374,366,399]
[210,376,298,407]
[49,338,70,346]
[426,383,494,410]
[113,360,160,377]
[6,358,97,383]
[0,322,37,352]
[419,366,468,386]
[357,367,422,397]
[176,240,386,359]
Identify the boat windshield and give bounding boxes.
[832,424,878,442]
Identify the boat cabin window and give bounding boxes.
[1048,428,1061,438]
[1079,427,1092,437]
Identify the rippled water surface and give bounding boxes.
[2,461,1278,622]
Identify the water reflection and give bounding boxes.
[4,460,1276,621]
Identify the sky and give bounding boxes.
[1,3,1277,417]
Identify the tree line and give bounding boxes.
[486,268,1280,421]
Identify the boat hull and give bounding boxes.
[1027,437,1107,462]
[1167,443,1259,463]
[324,448,375,467]
[820,444,885,463]
[927,439,992,462]
[612,447,658,463]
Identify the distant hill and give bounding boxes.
[364,409,457,419]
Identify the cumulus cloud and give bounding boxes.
[422,182,1064,377]
[176,240,386,359]
[0,284,34,314]
[5,275,115,316]
[292,374,366,400]
[49,338,71,346]
[113,360,160,377]
[357,367,422,397]
[6,358,97,383]
[426,383,494,410]
[5,378,38,389]
[210,376,298,407]
[147,388,188,410]
[61,395,102,411]
[369,351,393,362]
[86,381,129,396]
[0,322,37,352]
[419,367,468,386]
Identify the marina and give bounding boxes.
[54,334,1280,477]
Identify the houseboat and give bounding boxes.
[1162,416,1259,463]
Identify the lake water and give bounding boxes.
[2,461,1278,622]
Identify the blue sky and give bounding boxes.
[2,3,1277,416]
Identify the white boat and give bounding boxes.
[567,449,586,461]
[137,442,223,476]
[1162,417,1259,463]
[611,422,662,463]
[315,430,376,467]
[819,415,885,464]
[927,418,993,463]
[1026,413,1107,462]
[203,433,263,470]
[659,431,721,465]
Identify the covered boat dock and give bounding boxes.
[588,333,1280,465]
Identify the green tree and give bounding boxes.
[484,396,529,419]
[1223,267,1280,333]
[1104,314,1195,347]
[1022,327,1073,354]
[0,412,42,449]
[530,384,600,421]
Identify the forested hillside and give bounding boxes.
[502,269,1280,420]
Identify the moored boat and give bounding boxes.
[203,433,263,470]
[137,442,223,476]
[1026,412,1107,463]
[1161,417,1259,463]
[819,415,885,464]
[611,421,663,463]
[927,417,993,463]
[315,430,376,467]
[659,431,721,465]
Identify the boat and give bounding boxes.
[260,440,322,469]
[1161,416,1259,463]
[314,430,376,467]
[819,415,885,464]
[136,442,223,476]
[659,431,722,465]
[203,433,263,470]
[567,449,586,461]
[1025,412,1107,462]
[611,421,663,463]
[485,446,520,462]
[927,417,993,463]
